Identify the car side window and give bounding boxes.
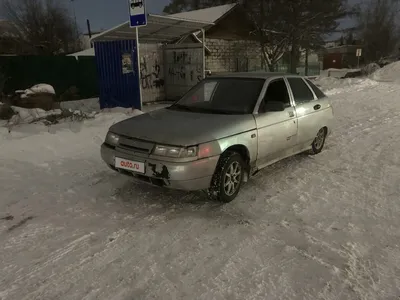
[259,78,291,113]
[287,77,315,104]
[305,79,327,99]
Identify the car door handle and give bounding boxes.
[288,111,295,117]
[314,104,321,110]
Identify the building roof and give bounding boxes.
[171,4,239,47]
[67,48,95,57]
[169,3,237,23]
[91,14,214,43]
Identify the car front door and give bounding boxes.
[254,77,298,168]
[286,77,331,148]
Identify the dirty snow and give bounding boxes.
[1,76,400,300]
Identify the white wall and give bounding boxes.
[139,44,165,103]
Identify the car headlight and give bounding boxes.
[153,145,198,158]
[105,132,120,145]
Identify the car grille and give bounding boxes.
[118,136,155,154]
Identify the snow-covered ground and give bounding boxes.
[1,74,400,300]
[60,98,171,113]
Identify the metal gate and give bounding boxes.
[163,44,204,101]
[94,40,141,109]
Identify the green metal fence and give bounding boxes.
[241,58,321,76]
[275,63,321,76]
[0,55,99,101]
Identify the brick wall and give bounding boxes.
[139,44,165,103]
[205,38,263,73]
[138,39,263,102]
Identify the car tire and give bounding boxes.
[309,127,327,155]
[207,151,245,203]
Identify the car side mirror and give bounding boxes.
[264,101,285,112]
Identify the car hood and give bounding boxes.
[109,108,256,146]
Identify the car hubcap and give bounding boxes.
[224,161,242,196]
[314,128,325,149]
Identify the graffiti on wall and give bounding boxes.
[168,66,202,83]
[173,51,192,64]
[140,53,164,90]
[167,50,203,84]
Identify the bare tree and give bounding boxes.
[242,0,291,71]
[1,0,81,55]
[285,0,348,73]
[355,0,400,62]
[242,0,348,72]
[163,0,289,71]
[162,0,347,72]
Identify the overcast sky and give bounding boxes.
[69,0,170,32]
[1,0,359,37]
[71,0,358,37]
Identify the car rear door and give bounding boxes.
[286,76,332,147]
[254,77,298,167]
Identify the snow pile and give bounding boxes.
[8,107,63,125]
[61,98,100,113]
[1,97,163,130]
[0,105,151,143]
[60,98,171,114]
[0,104,146,135]
[361,63,380,76]
[370,61,400,82]
[16,83,56,98]
[313,76,378,95]
[101,107,144,116]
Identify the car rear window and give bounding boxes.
[287,77,315,103]
[305,79,327,99]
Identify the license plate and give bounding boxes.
[115,157,145,173]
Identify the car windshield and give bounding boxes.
[168,77,265,114]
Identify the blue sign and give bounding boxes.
[129,0,147,27]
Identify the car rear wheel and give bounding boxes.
[207,151,245,203]
[309,127,327,155]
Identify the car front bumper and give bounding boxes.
[101,143,220,191]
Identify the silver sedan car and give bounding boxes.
[101,73,334,202]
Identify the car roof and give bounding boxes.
[208,72,304,79]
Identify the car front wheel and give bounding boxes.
[207,151,245,203]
